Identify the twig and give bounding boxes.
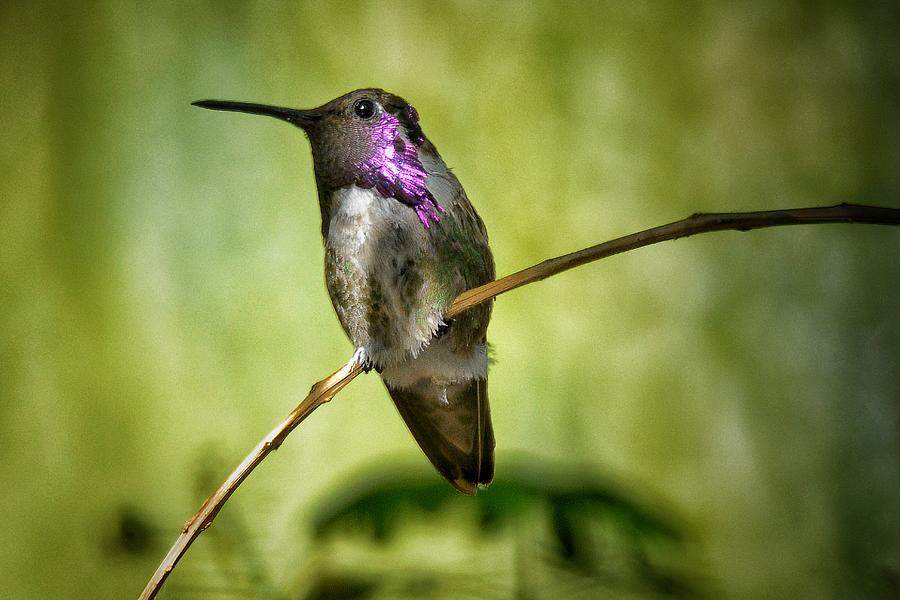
[448,203,899,317]
[139,203,899,599]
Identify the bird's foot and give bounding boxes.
[352,347,382,374]
[435,319,454,339]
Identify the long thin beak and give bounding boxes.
[191,100,320,128]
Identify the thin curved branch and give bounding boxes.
[448,203,899,317]
[139,203,899,599]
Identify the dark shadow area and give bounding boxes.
[302,455,700,599]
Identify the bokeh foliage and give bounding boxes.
[1,1,898,598]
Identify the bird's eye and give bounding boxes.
[353,99,377,119]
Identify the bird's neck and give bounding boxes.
[315,143,455,239]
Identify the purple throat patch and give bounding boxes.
[356,108,444,228]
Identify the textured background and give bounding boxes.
[1,2,899,598]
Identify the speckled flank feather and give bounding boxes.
[323,176,492,370]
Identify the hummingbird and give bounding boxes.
[193,89,495,495]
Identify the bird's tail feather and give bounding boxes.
[385,376,494,495]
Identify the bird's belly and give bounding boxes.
[324,186,439,368]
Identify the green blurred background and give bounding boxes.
[2,1,899,599]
